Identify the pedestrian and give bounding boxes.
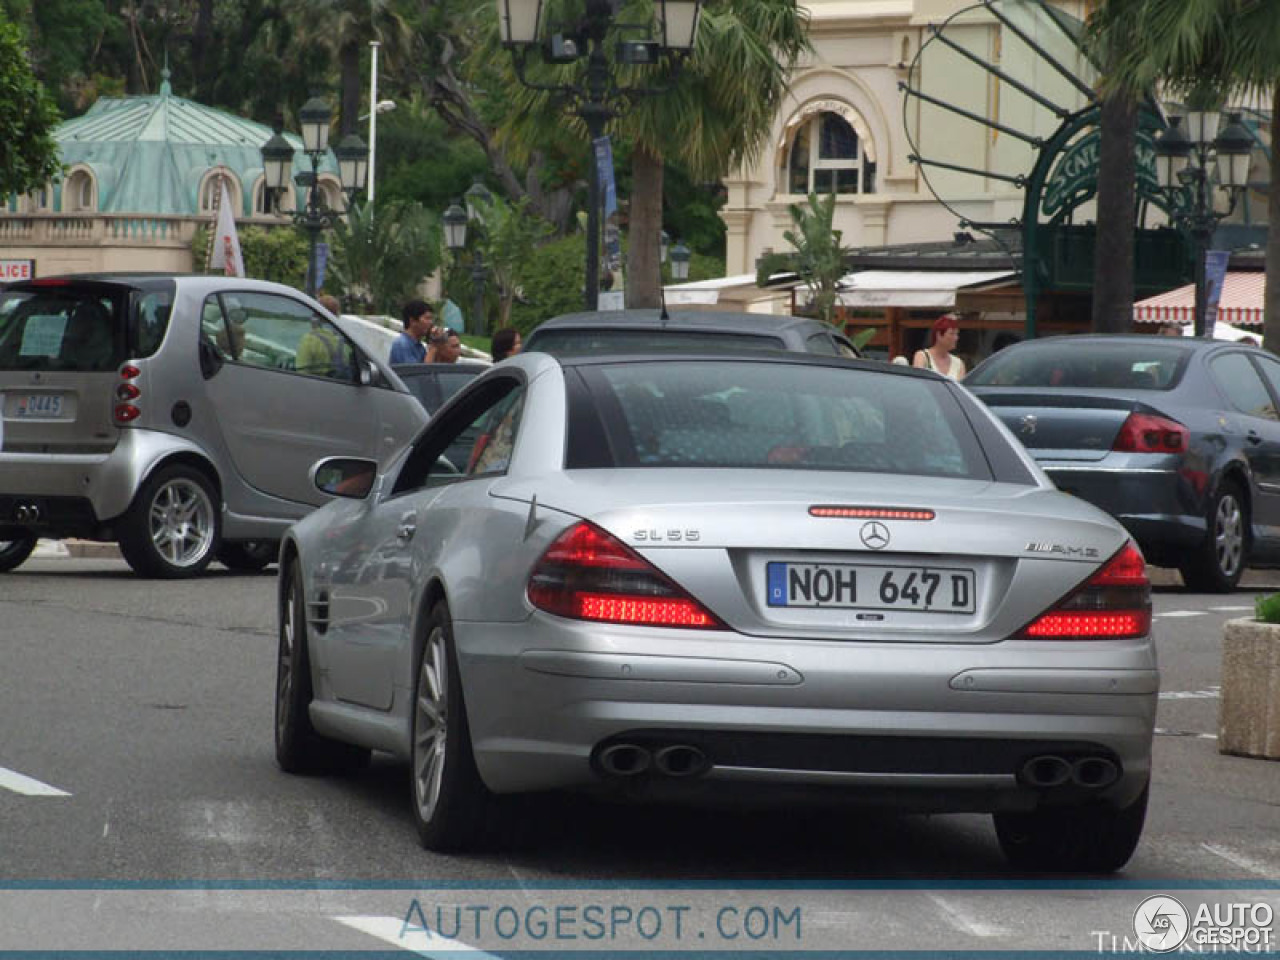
[430,327,462,364]
[1158,323,1183,337]
[391,300,433,365]
[913,313,966,380]
[318,293,342,316]
[491,327,522,363]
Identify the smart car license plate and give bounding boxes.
[13,394,64,418]
[766,562,976,613]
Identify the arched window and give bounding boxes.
[786,111,876,196]
[253,178,295,216]
[64,169,96,212]
[200,171,241,215]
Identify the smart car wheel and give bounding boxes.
[411,600,490,852]
[0,534,37,573]
[994,782,1148,873]
[276,564,370,774]
[217,540,277,572]
[117,464,220,578]
[1181,481,1247,593]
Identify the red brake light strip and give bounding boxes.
[809,506,935,521]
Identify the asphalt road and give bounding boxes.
[3,556,1279,954]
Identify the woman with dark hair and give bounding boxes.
[491,327,522,363]
[913,313,966,380]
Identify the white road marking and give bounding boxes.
[1200,843,1276,876]
[924,892,1007,938]
[335,915,490,956]
[1159,686,1220,700]
[1154,728,1218,740]
[0,765,71,796]
[1210,605,1255,612]
[1155,610,1207,619]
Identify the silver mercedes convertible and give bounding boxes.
[275,351,1158,872]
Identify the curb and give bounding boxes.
[36,539,123,560]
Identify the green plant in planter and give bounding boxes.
[1254,592,1280,623]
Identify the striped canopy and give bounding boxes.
[1133,272,1265,328]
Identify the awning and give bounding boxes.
[834,270,1016,308]
[1133,272,1265,328]
[664,273,797,307]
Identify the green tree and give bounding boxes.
[1088,0,1280,348]
[0,14,61,196]
[327,199,440,314]
[754,193,852,326]
[192,224,310,286]
[506,234,586,335]
[471,192,554,330]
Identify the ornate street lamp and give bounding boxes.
[261,96,368,298]
[496,0,703,310]
[669,241,691,281]
[1154,110,1253,336]
[442,202,469,250]
[443,186,492,336]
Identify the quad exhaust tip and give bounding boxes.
[597,743,709,779]
[597,743,652,777]
[1019,754,1119,790]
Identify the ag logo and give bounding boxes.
[859,521,890,550]
[1133,895,1190,952]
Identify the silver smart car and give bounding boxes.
[277,351,1157,872]
[0,274,425,577]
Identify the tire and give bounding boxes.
[117,464,221,578]
[994,783,1149,873]
[1181,480,1247,593]
[275,565,370,774]
[410,600,490,852]
[217,540,277,572]
[0,534,37,573]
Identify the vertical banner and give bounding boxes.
[209,181,245,277]
[1203,249,1230,332]
[594,136,617,221]
[314,242,330,293]
[594,136,623,310]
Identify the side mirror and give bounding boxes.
[311,456,378,499]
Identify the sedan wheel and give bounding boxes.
[411,601,489,852]
[118,465,219,578]
[0,534,37,573]
[1181,482,1247,592]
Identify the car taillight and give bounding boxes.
[114,364,141,424]
[527,521,724,629]
[1113,412,1187,454]
[1019,541,1151,640]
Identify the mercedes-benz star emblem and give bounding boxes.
[860,521,890,550]
[1019,414,1038,436]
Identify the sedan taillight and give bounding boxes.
[1018,541,1151,640]
[527,521,724,629]
[1113,412,1187,454]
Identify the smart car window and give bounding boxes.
[1211,353,1278,420]
[201,296,236,360]
[581,361,989,480]
[218,292,356,382]
[0,288,125,372]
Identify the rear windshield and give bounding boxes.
[527,328,785,356]
[0,283,172,371]
[967,340,1190,390]
[571,360,993,480]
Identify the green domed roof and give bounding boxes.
[55,71,339,216]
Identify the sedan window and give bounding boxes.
[1211,353,1279,420]
[968,341,1188,390]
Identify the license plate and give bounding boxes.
[766,562,976,613]
[14,394,64,418]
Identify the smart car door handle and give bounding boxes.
[1247,430,1263,445]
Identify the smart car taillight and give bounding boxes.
[114,364,141,424]
[1019,541,1151,640]
[1113,412,1187,454]
[527,521,725,629]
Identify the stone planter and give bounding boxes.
[1220,617,1280,760]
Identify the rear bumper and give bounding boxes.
[1040,462,1205,562]
[452,615,1158,813]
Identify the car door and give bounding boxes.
[199,290,372,507]
[1207,350,1280,537]
[323,373,528,709]
[1241,353,1280,545]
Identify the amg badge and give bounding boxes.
[1025,542,1100,559]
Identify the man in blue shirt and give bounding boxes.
[390,300,433,365]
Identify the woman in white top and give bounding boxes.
[913,314,966,380]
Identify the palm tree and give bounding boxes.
[482,0,810,307]
[754,193,853,326]
[1088,0,1280,348]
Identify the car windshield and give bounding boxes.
[528,328,785,356]
[573,360,992,480]
[968,340,1190,390]
[0,284,172,372]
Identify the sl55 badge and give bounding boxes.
[634,529,701,542]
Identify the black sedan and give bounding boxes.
[967,334,1280,591]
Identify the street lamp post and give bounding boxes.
[443,184,495,337]
[1154,111,1253,337]
[495,0,702,311]
[669,240,691,282]
[260,96,368,298]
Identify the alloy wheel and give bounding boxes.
[148,477,215,567]
[413,626,449,822]
[277,583,297,741]
[1214,494,1244,578]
